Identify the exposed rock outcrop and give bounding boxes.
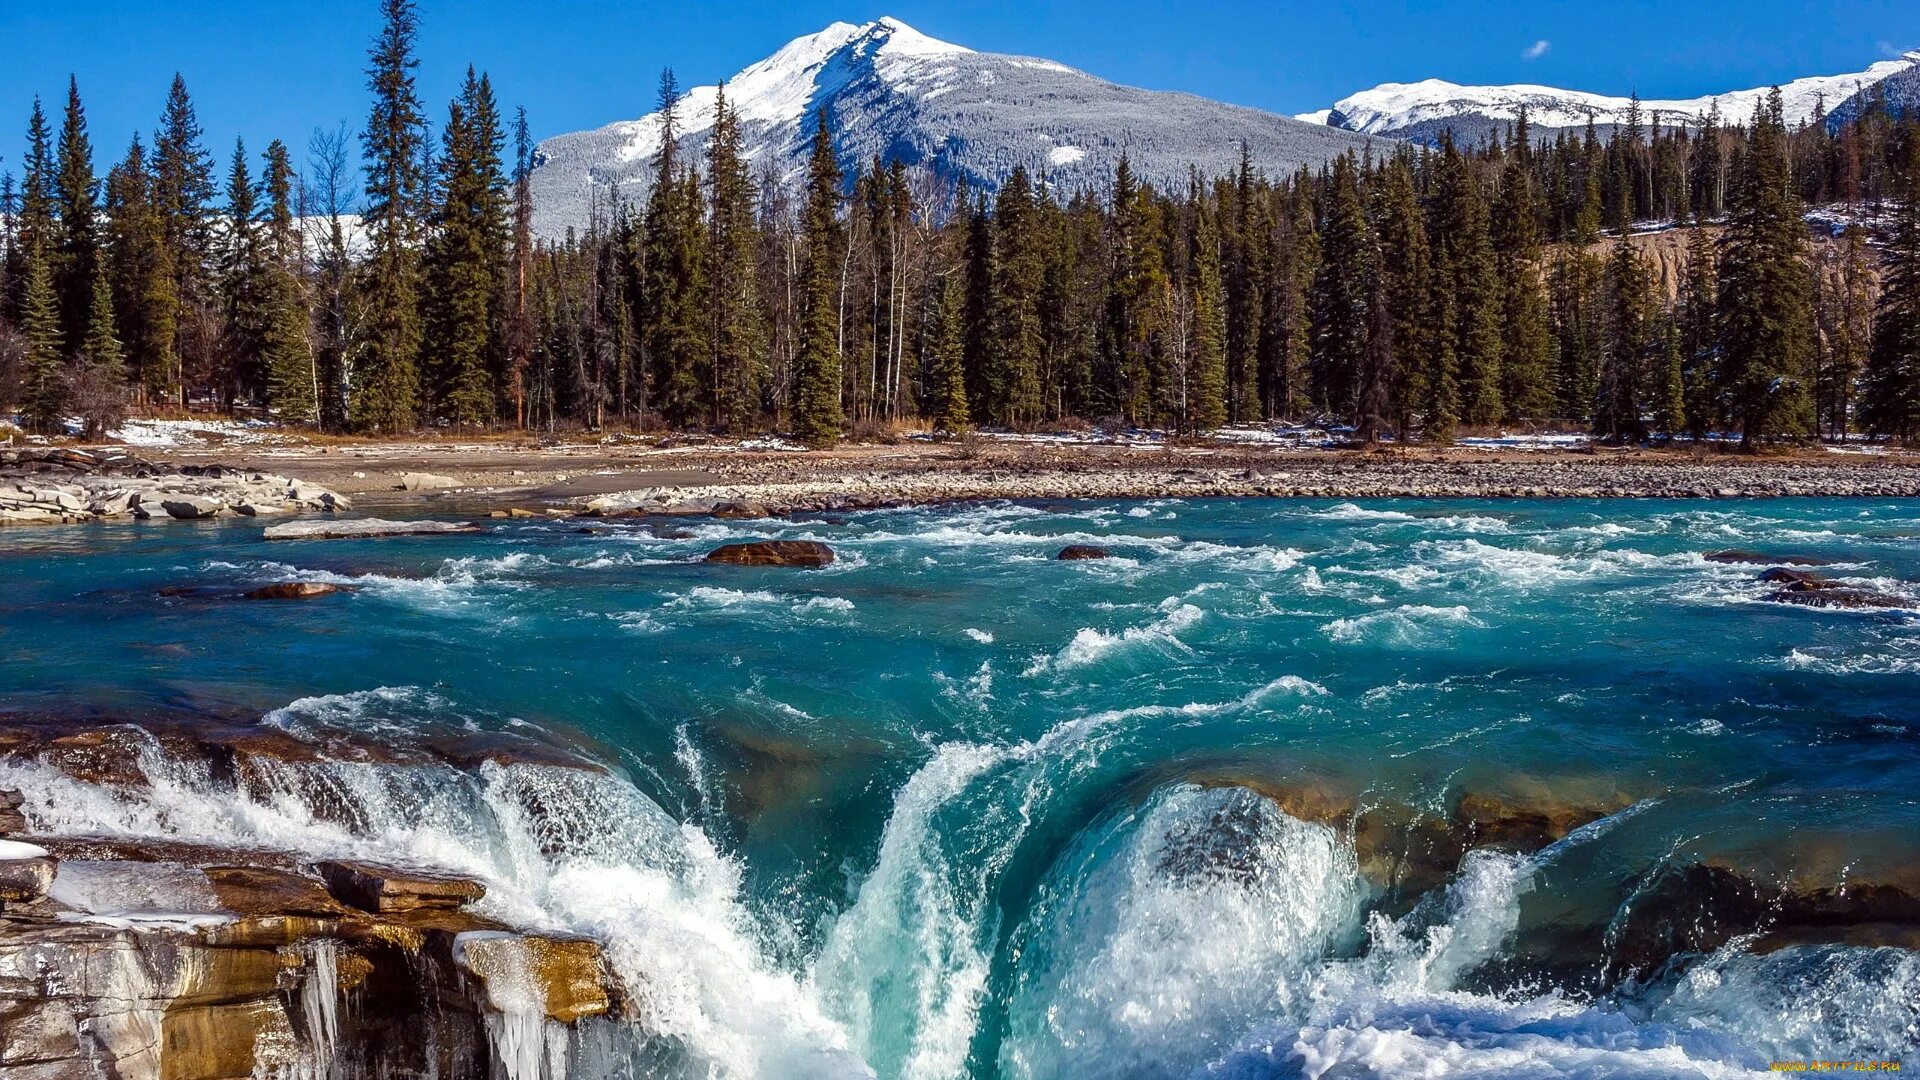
[244,582,353,600]
[1057,545,1112,560]
[262,518,483,540]
[315,861,487,914]
[704,540,836,568]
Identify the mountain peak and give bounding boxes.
[529,17,1375,237]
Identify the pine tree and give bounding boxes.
[706,84,764,431]
[19,253,64,433]
[354,0,428,431]
[791,109,844,446]
[1717,92,1815,447]
[53,78,100,353]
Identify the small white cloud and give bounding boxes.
[1523,39,1551,61]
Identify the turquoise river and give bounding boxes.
[3,497,1918,1078]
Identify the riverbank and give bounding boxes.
[6,438,1919,527]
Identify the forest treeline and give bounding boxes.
[4,0,1920,447]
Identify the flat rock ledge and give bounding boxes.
[262,518,482,540]
[0,449,349,526]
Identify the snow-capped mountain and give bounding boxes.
[1305,52,1920,143]
[529,17,1377,238]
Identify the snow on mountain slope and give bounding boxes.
[1313,52,1920,141]
[528,17,1377,238]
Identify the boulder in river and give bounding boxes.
[262,518,482,540]
[704,540,835,568]
[243,582,352,600]
[1057,544,1111,560]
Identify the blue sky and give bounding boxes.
[3,0,1918,184]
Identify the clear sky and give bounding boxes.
[3,0,1918,185]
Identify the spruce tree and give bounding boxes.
[1492,122,1556,420]
[12,100,55,315]
[791,109,844,446]
[1678,220,1719,438]
[1717,92,1815,447]
[81,262,123,377]
[1594,229,1650,443]
[217,139,271,405]
[705,84,764,431]
[1311,154,1371,421]
[1370,156,1428,437]
[422,81,498,426]
[152,75,214,406]
[260,140,315,423]
[989,165,1044,427]
[1185,180,1228,432]
[355,0,428,431]
[641,70,707,427]
[104,137,175,401]
[1223,144,1263,422]
[19,253,64,433]
[928,270,971,434]
[53,78,100,353]
[1430,137,1503,426]
[1865,125,1920,442]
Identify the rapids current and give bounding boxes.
[4,497,1919,1078]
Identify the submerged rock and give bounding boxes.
[704,540,836,568]
[262,518,482,540]
[1057,544,1112,560]
[1767,587,1913,610]
[1704,550,1835,566]
[243,581,352,600]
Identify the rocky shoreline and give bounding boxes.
[0,448,350,525]
[5,444,1920,529]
